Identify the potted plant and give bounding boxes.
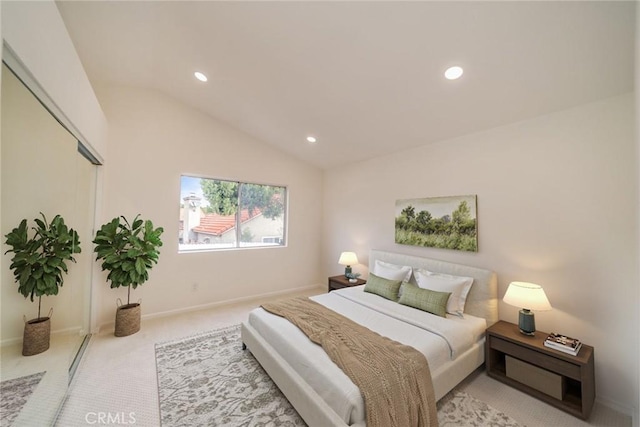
[4,213,81,356]
[93,215,163,337]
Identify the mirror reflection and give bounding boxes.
[1,63,96,426]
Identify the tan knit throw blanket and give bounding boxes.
[261,297,438,427]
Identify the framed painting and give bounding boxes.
[395,195,477,252]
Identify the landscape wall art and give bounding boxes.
[395,195,478,252]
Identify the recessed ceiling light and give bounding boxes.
[194,72,208,82]
[306,136,317,143]
[444,66,464,80]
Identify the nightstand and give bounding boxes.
[485,320,595,420]
[328,275,366,292]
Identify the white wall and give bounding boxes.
[635,5,640,424]
[1,0,107,162]
[93,84,324,328]
[323,93,638,417]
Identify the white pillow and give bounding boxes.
[373,260,412,284]
[414,268,474,317]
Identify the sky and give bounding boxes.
[180,175,208,206]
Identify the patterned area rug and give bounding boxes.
[437,390,522,427]
[0,371,46,427]
[155,324,523,427]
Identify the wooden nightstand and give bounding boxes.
[486,320,595,420]
[328,275,366,292]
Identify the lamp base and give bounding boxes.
[518,309,536,335]
[344,266,352,276]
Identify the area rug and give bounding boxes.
[155,324,523,427]
[0,371,46,427]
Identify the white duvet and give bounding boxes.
[248,285,486,425]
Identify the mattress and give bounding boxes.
[247,285,487,425]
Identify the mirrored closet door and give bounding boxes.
[1,63,97,426]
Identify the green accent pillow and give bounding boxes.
[398,284,451,318]
[364,273,403,301]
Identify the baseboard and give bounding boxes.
[98,284,324,331]
[0,326,83,348]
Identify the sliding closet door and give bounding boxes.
[73,149,97,339]
[0,63,97,425]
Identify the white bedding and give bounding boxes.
[248,285,487,425]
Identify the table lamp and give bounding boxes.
[338,252,358,276]
[503,281,551,335]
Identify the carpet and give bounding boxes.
[155,324,523,427]
[0,371,46,427]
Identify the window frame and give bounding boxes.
[179,174,288,253]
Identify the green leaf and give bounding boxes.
[134,257,145,275]
[126,248,142,259]
[43,274,55,290]
[132,217,144,231]
[105,254,120,264]
[48,257,62,268]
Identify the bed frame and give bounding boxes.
[241,249,498,427]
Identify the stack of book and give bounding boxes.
[544,332,582,356]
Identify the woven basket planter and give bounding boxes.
[115,303,141,337]
[23,316,51,356]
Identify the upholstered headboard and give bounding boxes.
[369,249,499,326]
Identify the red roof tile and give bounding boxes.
[191,208,261,236]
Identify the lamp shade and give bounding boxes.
[338,252,358,266]
[503,282,552,311]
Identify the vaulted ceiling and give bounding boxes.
[57,1,636,170]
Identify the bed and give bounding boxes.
[241,249,498,427]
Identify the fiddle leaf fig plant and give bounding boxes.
[4,213,81,319]
[93,215,163,305]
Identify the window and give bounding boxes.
[179,175,286,252]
